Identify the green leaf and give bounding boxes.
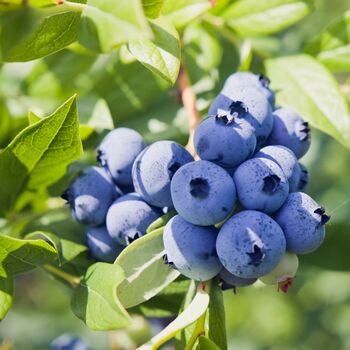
[0,276,13,322]
[120,93,188,145]
[265,54,350,148]
[71,262,132,331]
[206,280,227,350]
[305,10,350,72]
[26,48,97,99]
[0,7,81,62]
[0,233,58,320]
[183,22,223,84]
[162,0,211,28]
[92,54,171,123]
[142,0,164,19]
[139,282,210,350]
[222,0,313,37]
[196,337,221,350]
[25,230,88,267]
[82,98,114,130]
[116,227,180,308]
[0,0,57,7]
[78,0,152,53]
[78,96,114,139]
[25,209,92,276]
[131,278,190,317]
[0,233,57,275]
[28,111,41,125]
[301,222,350,271]
[25,231,62,262]
[0,96,83,216]
[175,280,197,350]
[0,100,14,148]
[146,210,176,234]
[128,17,180,84]
[239,39,253,71]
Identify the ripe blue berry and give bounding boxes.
[216,210,286,278]
[97,128,145,186]
[275,192,330,254]
[163,215,222,281]
[233,158,289,214]
[209,86,273,145]
[219,267,257,290]
[106,193,162,245]
[222,72,275,107]
[62,167,119,227]
[132,141,194,208]
[267,108,311,158]
[255,145,301,192]
[171,160,236,226]
[86,226,124,263]
[297,163,308,191]
[194,115,256,168]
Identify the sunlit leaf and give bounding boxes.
[265,54,350,148]
[305,10,350,72]
[223,0,313,37]
[71,262,132,330]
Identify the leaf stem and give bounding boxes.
[178,66,201,158]
[43,264,80,288]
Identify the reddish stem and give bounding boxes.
[178,67,201,157]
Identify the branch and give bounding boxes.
[178,67,201,157]
[44,265,80,288]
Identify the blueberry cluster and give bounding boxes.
[164,72,330,292]
[63,71,330,293]
[62,128,164,263]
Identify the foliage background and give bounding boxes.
[0,0,350,349]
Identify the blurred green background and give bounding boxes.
[1,0,350,349]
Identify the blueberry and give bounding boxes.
[255,145,301,192]
[106,193,162,245]
[97,128,145,186]
[209,86,273,145]
[86,226,124,263]
[259,252,299,292]
[233,158,289,214]
[171,160,236,226]
[267,108,311,158]
[50,334,90,350]
[118,183,135,195]
[219,267,257,290]
[275,192,330,254]
[194,115,256,168]
[62,167,119,227]
[132,141,194,208]
[297,163,308,191]
[222,72,275,107]
[163,215,222,281]
[216,210,286,278]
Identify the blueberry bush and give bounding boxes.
[0,1,350,349]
